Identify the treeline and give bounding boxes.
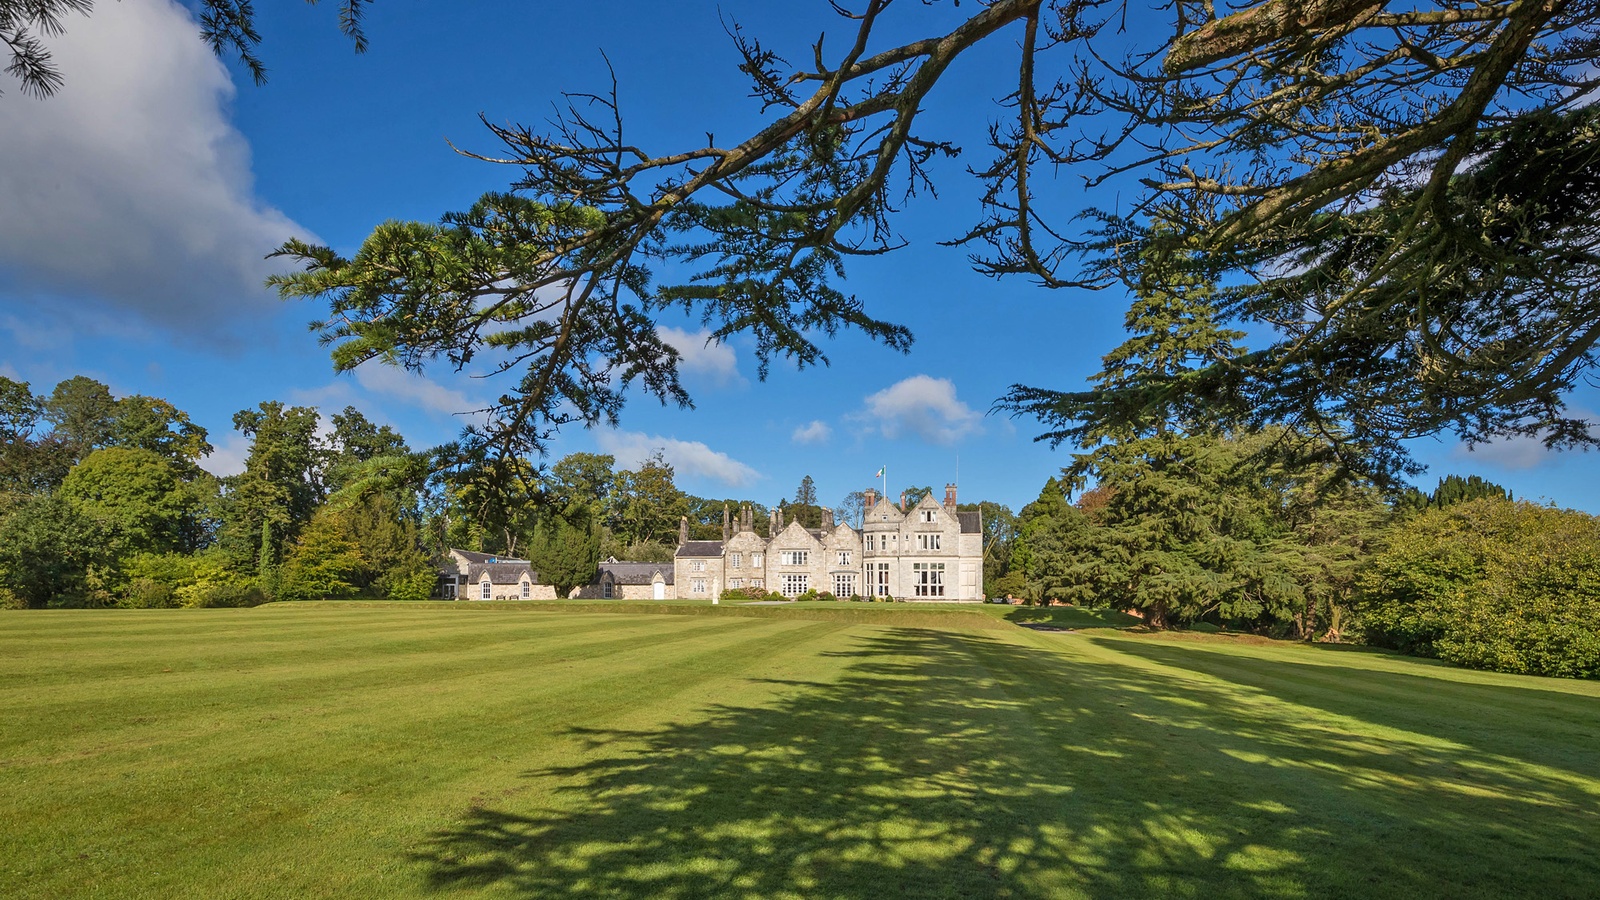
[1001,429,1599,679]
[0,375,851,610]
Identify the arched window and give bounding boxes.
[481,580,492,600]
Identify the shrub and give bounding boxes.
[383,567,438,602]
[193,581,271,609]
[719,587,762,602]
[849,594,865,603]
[765,591,787,602]
[797,588,820,602]
[123,577,178,609]
[1357,499,1600,678]
[815,591,837,602]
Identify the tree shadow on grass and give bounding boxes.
[1004,605,1140,630]
[411,628,1600,899]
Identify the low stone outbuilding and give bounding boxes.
[572,559,675,599]
[438,549,557,600]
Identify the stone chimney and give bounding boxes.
[944,483,958,510]
[899,491,908,512]
[823,508,835,529]
[863,488,877,511]
[774,506,785,531]
[722,504,731,542]
[679,516,689,546]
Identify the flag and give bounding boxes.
[874,467,884,478]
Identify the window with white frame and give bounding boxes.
[912,562,946,597]
[751,578,764,589]
[603,581,614,598]
[780,550,809,566]
[921,510,937,523]
[480,580,492,600]
[521,581,531,599]
[691,578,707,594]
[865,534,876,551]
[730,578,743,589]
[873,563,890,596]
[836,550,852,566]
[730,552,743,568]
[691,560,705,572]
[917,533,941,551]
[751,553,763,568]
[833,573,856,597]
[781,574,809,596]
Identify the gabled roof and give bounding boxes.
[468,561,535,584]
[864,498,906,524]
[601,561,675,585]
[768,520,823,548]
[957,511,982,534]
[675,540,725,558]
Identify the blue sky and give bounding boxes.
[1,0,1594,513]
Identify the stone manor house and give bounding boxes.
[439,484,984,602]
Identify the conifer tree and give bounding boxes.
[1006,239,1245,461]
[529,504,601,599]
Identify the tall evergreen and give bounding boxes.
[1005,237,1245,462]
[529,504,601,599]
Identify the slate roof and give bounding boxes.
[601,561,674,585]
[957,511,982,534]
[467,562,535,584]
[675,540,725,558]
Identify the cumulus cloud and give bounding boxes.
[855,375,982,445]
[658,326,743,385]
[792,420,832,444]
[352,364,482,418]
[0,0,307,335]
[200,432,251,478]
[1452,436,1552,471]
[597,430,762,488]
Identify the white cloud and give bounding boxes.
[353,365,482,418]
[0,0,308,335]
[597,430,762,488]
[792,420,832,444]
[200,432,251,478]
[855,375,982,445]
[1452,436,1552,471]
[658,327,742,385]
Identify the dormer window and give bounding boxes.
[920,510,937,523]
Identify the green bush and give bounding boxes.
[123,577,178,609]
[848,594,865,603]
[815,591,838,602]
[764,591,787,602]
[797,588,820,602]
[383,567,438,602]
[1358,499,1600,678]
[719,587,763,602]
[193,581,271,609]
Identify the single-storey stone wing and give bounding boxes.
[439,549,557,600]
[571,559,675,600]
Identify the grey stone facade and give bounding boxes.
[674,484,983,600]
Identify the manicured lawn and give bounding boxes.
[1,605,1595,899]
